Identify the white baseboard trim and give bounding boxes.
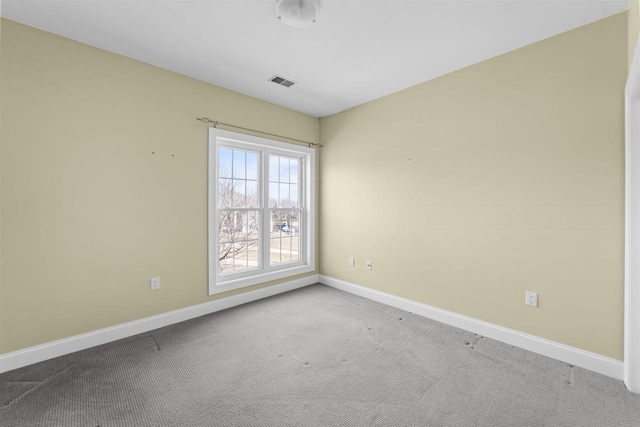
[0,274,319,374]
[320,275,623,381]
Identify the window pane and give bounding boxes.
[290,184,298,207]
[219,212,233,243]
[269,209,301,266]
[290,212,300,235]
[247,239,259,270]
[279,183,290,207]
[279,158,290,182]
[247,211,259,238]
[220,210,260,275]
[291,236,300,261]
[219,179,232,208]
[219,243,234,273]
[232,211,246,241]
[270,238,281,265]
[269,182,278,208]
[220,147,263,210]
[246,180,258,208]
[246,152,258,180]
[233,150,246,179]
[233,243,246,272]
[270,210,282,235]
[269,155,278,182]
[280,211,290,234]
[232,179,246,208]
[285,236,297,263]
[219,148,232,178]
[290,160,298,184]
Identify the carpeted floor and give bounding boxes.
[1,284,639,427]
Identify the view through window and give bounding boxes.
[209,128,315,294]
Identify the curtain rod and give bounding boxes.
[197,117,323,148]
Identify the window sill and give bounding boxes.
[208,263,315,295]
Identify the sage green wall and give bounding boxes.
[0,19,319,354]
[319,13,627,360]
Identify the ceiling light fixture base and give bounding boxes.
[276,0,320,27]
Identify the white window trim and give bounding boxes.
[625,34,640,394]
[208,128,316,295]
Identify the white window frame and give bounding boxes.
[208,128,315,295]
[626,34,640,394]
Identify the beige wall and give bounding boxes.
[0,12,630,361]
[630,0,640,68]
[0,19,319,354]
[319,14,627,359]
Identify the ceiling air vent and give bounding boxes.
[269,75,296,88]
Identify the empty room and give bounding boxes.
[2,0,640,425]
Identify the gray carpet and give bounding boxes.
[1,284,639,427]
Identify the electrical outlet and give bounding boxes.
[151,277,160,291]
[349,257,355,267]
[525,291,537,307]
[366,260,372,271]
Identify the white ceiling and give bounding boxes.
[1,0,629,118]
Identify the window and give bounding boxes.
[208,128,315,295]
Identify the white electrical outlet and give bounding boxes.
[525,291,538,307]
[151,277,160,291]
[349,257,355,267]
[366,260,372,271]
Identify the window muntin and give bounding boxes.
[209,128,315,295]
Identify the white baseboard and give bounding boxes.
[0,275,319,374]
[2,274,623,381]
[320,275,623,381]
